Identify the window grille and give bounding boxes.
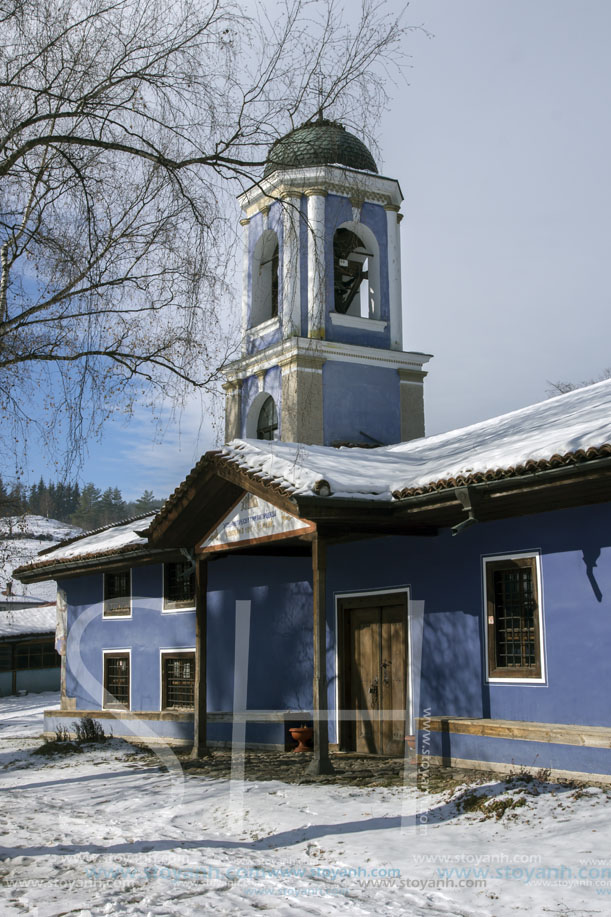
[162,653,195,709]
[485,556,542,679]
[164,562,195,609]
[104,571,130,616]
[104,653,130,707]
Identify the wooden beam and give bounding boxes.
[211,458,299,516]
[191,557,209,758]
[417,715,611,749]
[306,533,335,776]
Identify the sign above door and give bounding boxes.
[198,492,315,553]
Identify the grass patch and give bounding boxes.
[32,716,107,757]
[459,790,527,820]
[32,740,83,757]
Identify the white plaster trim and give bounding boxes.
[102,647,131,711]
[482,551,547,685]
[386,206,403,350]
[281,365,323,375]
[246,315,281,337]
[333,586,412,745]
[159,647,196,712]
[329,312,387,332]
[238,164,403,213]
[224,337,432,381]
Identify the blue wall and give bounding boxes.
[60,500,611,771]
[0,668,60,697]
[326,501,611,729]
[62,565,196,711]
[322,362,401,445]
[207,555,312,712]
[62,556,313,716]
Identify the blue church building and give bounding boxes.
[16,120,611,782]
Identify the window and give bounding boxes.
[0,645,12,671]
[14,641,60,670]
[162,652,195,709]
[163,561,195,610]
[251,230,279,326]
[103,652,130,708]
[103,570,131,617]
[484,555,544,681]
[256,395,278,440]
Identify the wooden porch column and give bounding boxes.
[191,556,209,758]
[306,532,335,776]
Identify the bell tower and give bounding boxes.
[223,119,432,446]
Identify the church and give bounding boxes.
[16,119,611,782]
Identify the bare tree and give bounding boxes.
[546,368,611,396]
[0,0,416,472]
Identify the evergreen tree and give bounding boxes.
[134,490,160,514]
[71,484,102,530]
[28,478,44,516]
[111,488,127,521]
[0,476,10,517]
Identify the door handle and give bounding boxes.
[369,676,379,709]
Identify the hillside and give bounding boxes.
[0,515,82,603]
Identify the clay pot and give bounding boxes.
[289,726,313,752]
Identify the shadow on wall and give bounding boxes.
[248,581,313,711]
[420,607,484,720]
[583,546,603,603]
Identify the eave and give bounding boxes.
[152,451,611,553]
[14,546,187,585]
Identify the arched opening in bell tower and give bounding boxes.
[255,395,278,440]
[333,224,380,320]
[251,230,279,326]
[246,392,279,441]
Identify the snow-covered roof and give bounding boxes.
[37,514,156,562]
[219,379,611,501]
[0,605,56,638]
[13,514,157,578]
[16,381,611,577]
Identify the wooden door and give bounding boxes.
[340,593,408,756]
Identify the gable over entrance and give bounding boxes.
[198,492,315,553]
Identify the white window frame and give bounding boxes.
[159,647,196,711]
[102,569,132,619]
[102,648,131,710]
[482,551,547,685]
[161,562,196,614]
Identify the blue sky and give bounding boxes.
[18,0,611,500]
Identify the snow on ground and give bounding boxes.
[1,694,610,916]
[0,516,81,602]
[0,692,60,738]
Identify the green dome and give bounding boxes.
[264,119,378,177]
